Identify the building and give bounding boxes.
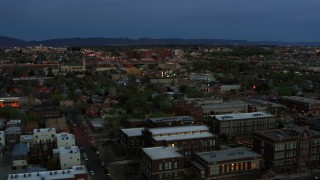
[33,128,56,149]
[120,128,144,147]
[141,147,185,180]
[143,125,218,156]
[147,116,196,127]
[253,127,320,172]
[12,143,29,169]
[201,100,264,121]
[191,148,263,179]
[60,59,86,73]
[7,165,88,180]
[208,112,277,139]
[125,118,147,128]
[53,146,81,170]
[56,133,75,148]
[248,99,286,119]
[279,96,320,115]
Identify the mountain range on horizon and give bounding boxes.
[1,36,320,48]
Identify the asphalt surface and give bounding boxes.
[70,111,107,180]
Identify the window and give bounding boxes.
[168,162,172,169]
[174,172,178,176]
[159,163,162,170]
[159,173,163,179]
[174,162,177,169]
[165,162,168,170]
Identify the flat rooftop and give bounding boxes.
[148,116,194,123]
[201,101,251,110]
[153,132,216,141]
[56,133,75,141]
[196,148,261,163]
[211,112,275,121]
[7,165,87,180]
[33,128,56,134]
[142,147,183,160]
[248,99,286,108]
[282,96,320,104]
[121,128,144,137]
[148,125,209,135]
[56,146,80,154]
[255,127,320,140]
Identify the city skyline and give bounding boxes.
[1,0,320,42]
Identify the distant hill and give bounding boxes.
[0,36,319,48]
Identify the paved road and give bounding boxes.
[70,111,107,180]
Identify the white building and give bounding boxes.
[7,165,88,180]
[0,131,5,147]
[56,133,75,148]
[53,146,81,170]
[33,128,56,145]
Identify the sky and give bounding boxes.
[1,0,320,42]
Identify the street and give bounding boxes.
[69,110,107,180]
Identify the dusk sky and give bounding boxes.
[1,0,320,42]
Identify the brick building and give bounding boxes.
[140,147,185,180]
[279,96,320,115]
[208,112,277,139]
[120,128,144,147]
[252,127,320,171]
[191,148,263,179]
[143,125,218,156]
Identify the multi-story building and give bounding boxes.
[279,96,320,115]
[248,99,286,119]
[201,100,266,121]
[191,148,263,179]
[120,128,144,147]
[143,125,218,156]
[56,133,75,148]
[252,127,320,171]
[53,146,81,170]
[208,112,277,139]
[141,147,185,180]
[7,165,88,180]
[147,116,196,127]
[33,128,56,149]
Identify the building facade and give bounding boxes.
[141,147,185,180]
[191,148,263,179]
[279,96,320,115]
[252,127,320,171]
[53,146,81,170]
[208,112,277,139]
[143,125,218,156]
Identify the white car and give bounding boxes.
[89,170,95,176]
